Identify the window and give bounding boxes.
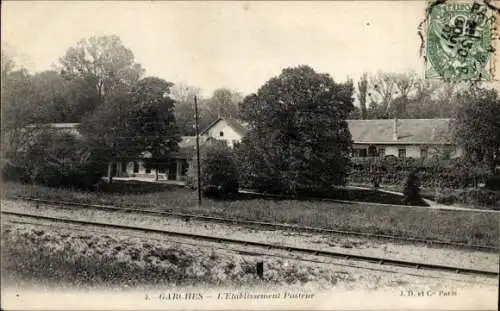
[358,149,367,157]
[133,161,139,173]
[368,145,377,157]
[398,148,407,158]
[145,167,151,174]
[378,148,386,157]
[121,162,127,173]
[420,148,428,159]
[219,131,224,137]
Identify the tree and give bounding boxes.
[1,51,40,172]
[454,87,500,174]
[29,70,73,123]
[357,73,368,119]
[1,49,15,84]
[170,83,213,136]
[238,65,354,195]
[187,142,239,198]
[65,35,147,183]
[59,35,144,112]
[78,83,139,184]
[205,88,243,120]
[402,169,421,205]
[365,70,461,119]
[130,77,181,181]
[368,71,420,118]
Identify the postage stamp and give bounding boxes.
[425,0,500,81]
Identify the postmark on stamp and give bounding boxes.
[424,0,499,81]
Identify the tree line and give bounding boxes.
[350,71,471,120]
[2,35,243,136]
[1,35,243,185]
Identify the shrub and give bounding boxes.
[485,176,500,190]
[402,170,421,205]
[187,143,239,199]
[1,161,31,183]
[4,128,106,189]
[464,189,499,207]
[348,156,491,189]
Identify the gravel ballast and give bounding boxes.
[2,199,498,273]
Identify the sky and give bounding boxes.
[3,1,431,97]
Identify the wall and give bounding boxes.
[352,143,462,159]
[203,120,243,148]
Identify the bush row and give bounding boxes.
[1,129,106,190]
[348,156,495,189]
[431,188,500,209]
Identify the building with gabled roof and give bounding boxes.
[199,118,248,148]
[347,118,461,159]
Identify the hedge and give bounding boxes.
[348,156,492,189]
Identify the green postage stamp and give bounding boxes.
[425,0,499,81]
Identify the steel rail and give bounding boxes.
[9,196,498,252]
[5,218,494,285]
[1,210,498,278]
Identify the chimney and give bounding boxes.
[393,119,398,141]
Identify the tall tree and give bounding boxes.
[453,86,500,173]
[1,51,39,167]
[368,71,421,118]
[238,65,354,195]
[205,88,243,119]
[366,70,460,119]
[130,77,181,180]
[357,73,368,119]
[170,83,212,136]
[59,35,144,113]
[78,83,138,184]
[29,70,72,123]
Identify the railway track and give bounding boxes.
[2,209,498,278]
[8,196,498,252]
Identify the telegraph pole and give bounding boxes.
[194,96,202,205]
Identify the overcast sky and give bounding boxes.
[3,1,429,97]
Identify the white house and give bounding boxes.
[115,119,249,181]
[199,118,248,148]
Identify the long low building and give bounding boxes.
[347,118,461,159]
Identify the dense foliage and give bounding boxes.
[453,87,500,174]
[238,65,354,195]
[402,169,421,205]
[130,77,181,179]
[348,156,492,189]
[1,127,106,189]
[2,36,183,186]
[187,142,239,198]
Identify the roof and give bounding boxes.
[171,135,212,158]
[347,118,453,145]
[199,118,248,136]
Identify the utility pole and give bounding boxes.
[194,96,202,205]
